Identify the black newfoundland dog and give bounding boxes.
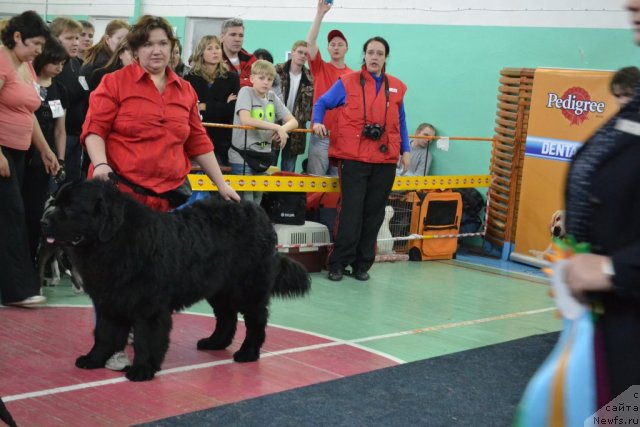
[41,180,311,381]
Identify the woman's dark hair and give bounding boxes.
[253,48,274,64]
[127,15,177,54]
[361,36,390,72]
[1,10,50,49]
[33,37,69,75]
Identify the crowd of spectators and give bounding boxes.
[0,0,420,304]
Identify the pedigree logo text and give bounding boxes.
[546,87,605,126]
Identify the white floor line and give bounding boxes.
[351,307,557,344]
[4,306,556,403]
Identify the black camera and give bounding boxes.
[362,123,385,141]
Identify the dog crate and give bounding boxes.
[274,221,331,272]
[387,192,414,253]
[406,190,463,261]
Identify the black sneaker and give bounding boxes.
[353,270,370,281]
[328,268,344,281]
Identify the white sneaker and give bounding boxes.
[105,351,131,371]
[6,295,46,307]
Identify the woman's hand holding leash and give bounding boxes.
[92,163,113,181]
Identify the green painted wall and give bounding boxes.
[164,16,186,45]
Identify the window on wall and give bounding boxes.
[184,17,228,63]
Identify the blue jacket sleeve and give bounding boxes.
[400,102,410,154]
[312,80,346,125]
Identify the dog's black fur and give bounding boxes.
[37,197,84,291]
[0,397,17,427]
[41,180,311,381]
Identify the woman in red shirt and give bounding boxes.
[82,15,239,210]
[0,11,60,307]
[81,15,240,370]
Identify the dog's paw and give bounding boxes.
[233,348,260,363]
[125,365,157,382]
[197,336,232,351]
[75,355,104,369]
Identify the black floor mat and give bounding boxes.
[138,332,558,427]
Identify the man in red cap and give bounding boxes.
[306,0,352,176]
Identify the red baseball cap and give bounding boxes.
[327,29,347,45]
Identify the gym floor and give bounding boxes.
[0,251,560,426]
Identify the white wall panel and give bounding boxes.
[0,0,629,29]
[0,3,47,16]
[0,0,134,19]
[139,0,628,29]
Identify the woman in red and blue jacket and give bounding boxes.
[312,36,410,282]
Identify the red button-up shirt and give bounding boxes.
[82,62,213,193]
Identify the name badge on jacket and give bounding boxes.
[78,76,89,91]
[48,99,65,118]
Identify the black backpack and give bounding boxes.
[261,192,307,225]
[454,188,484,234]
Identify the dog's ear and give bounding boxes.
[97,185,125,242]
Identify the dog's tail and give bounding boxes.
[271,254,311,298]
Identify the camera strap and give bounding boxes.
[360,72,389,130]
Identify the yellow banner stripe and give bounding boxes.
[188,174,491,192]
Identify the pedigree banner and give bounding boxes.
[512,68,617,264]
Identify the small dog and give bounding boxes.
[549,209,566,239]
[529,209,566,260]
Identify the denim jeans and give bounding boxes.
[230,162,265,204]
[307,134,337,176]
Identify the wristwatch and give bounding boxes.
[601,258,615,277]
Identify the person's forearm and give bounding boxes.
[312,80,346,124]
[399,103,410,153]
[54,118,67,159]
[193,152,226,188]
[282,117,299,133]
[239,116,281,132]
[306,5,325,58]
[84,133,108,165]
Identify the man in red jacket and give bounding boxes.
[306,0,352,176]
[220,18,257,88]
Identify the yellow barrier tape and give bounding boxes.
[188,174,491,192]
